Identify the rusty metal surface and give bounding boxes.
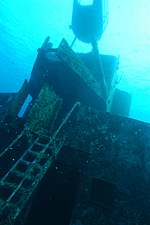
[25,83,62,135]
[67,105,150,224]
[57,39,118,112]
[57,38,104,100]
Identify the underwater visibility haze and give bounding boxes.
[0,0,150,123]
[0,1,150,224]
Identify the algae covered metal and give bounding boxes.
[25,83,62,135]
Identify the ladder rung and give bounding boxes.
[2,181,27,193]
[19,159,31,165]
[1,181,17,189]
[11,170,26,178]
[27,150,39,156]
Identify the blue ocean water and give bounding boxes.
[0,0,150,123]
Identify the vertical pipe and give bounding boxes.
[92,37,107,99]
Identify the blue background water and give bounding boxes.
[0,0,150,123]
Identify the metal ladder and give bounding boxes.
[0,129,66,224]
[0,96,80,224]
